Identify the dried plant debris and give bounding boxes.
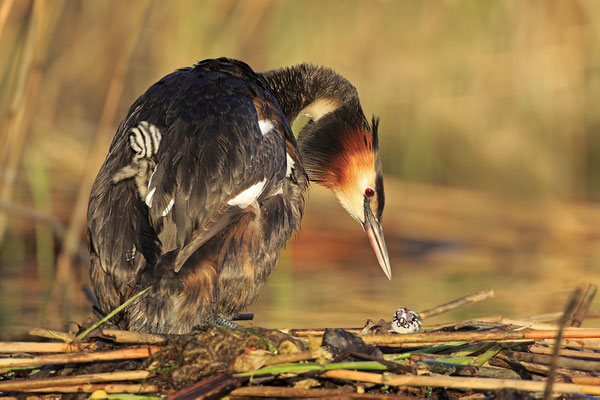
[2,286,600,399]
[143,326,305,390]
[322,328,383,360]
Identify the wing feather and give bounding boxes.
[88,61,290,302]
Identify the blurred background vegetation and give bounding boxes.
[1,0,600,337]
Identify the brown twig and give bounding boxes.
[488,357,593,382]
[263,350,320,366]
[28,328,76,342]
[414,360,522,379]
[458,395,487,400]
[539,338,600,351]
[544,286,584,400]
[0,370,150,391]
[422,316,503,331]
[27,383,159,393]
[285,290,495,338]
[529,344,600,360]
[419,288,494,319]
[229,386,415,399]
[321,369,600,395]
[99,328,167,344]
[167,373,246,400]
[285,328,363,337]
[0,346,160,368]
[500,350,600,372]
[360,329,600,346]
[523,310,600,323]
[0,341,94,354]
[570,284,597,327]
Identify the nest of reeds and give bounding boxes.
[1,284,599,399]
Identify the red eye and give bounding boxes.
[365,188,375,198]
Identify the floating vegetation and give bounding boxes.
[1,285,600,399]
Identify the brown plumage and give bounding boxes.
[88,58,390,333]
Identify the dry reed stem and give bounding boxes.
[50,0,153,324]
[540,339,600,351]
[458,395,487,400]
[287,317,503,338]
[522,310,600,323]
[419,289,494,319]
[489,358,593,382]
[321,369,600,395]
[229,386,413,399]
[99,328,166,344]
[285,328,363,337]
[501,350,600,372]
[497,319,562,331]
[414,360,522,380]
[0,370,150,391]
[263,350,320,366]
[0,0,15,46]
[0,0,43,244]
[562,376,600,386]
[28,328,76,342]
[0,341,94,353]
[570,284,597,327]
[167,373,245,400]
[26,383,159,393]
[360,330,600,346]
[0,0,65,242]
[544,286,583,400]
[529,344,600,360]
[0,346,160,368]
[424,316,503,331]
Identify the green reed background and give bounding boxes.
[1,0,600,333]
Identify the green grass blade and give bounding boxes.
[392,341,468,360]
[473,344,502,367]
[235,360,389,377]
[450,342,492,357]
[75,287,150,341]
[232,328,279,355]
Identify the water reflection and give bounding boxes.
[1,182,600,338]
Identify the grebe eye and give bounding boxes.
[365,188,375,198]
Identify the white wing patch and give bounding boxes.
[286,153,295,178]
[258,119,274,136]
[145,168,158,207]
[145,187,156,208]
[227,179,267,208]
[161,198,175,217]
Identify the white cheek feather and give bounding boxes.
[333,172,377,225]
[227,179,267,208]
[258,119,274,136]
[286,153,295,178]
[333,188,364,225]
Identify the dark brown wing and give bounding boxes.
[88,59,290,308]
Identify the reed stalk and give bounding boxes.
[321,369,600,395]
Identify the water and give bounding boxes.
[1,183,599,337]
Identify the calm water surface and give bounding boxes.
[1,184,599,337]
